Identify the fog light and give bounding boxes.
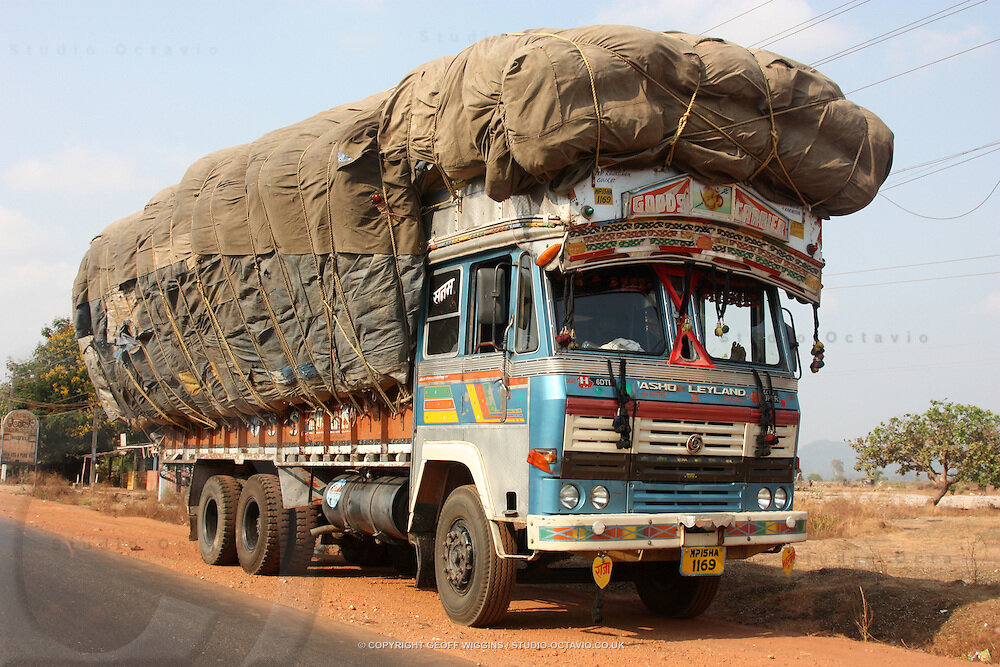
[773,487,788,509]
[559,484,580,510]
[590,485,610,510]
[757,487,772,510]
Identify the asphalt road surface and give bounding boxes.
[0,516,467,665]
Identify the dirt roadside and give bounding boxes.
[1,486,976,666]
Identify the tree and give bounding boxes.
[2,317,136,470]
[831,459,845,481]
[806,473,823,482]
[850,401,1000,505]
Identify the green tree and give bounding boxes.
[2,317,135,469]
[850,401,1000,505]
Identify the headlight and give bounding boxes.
[757,487,772,510]
[590,485,610,510]
[773,487,788,509]
[559,483,580,510]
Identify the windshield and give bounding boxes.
[550,266,667,355]
[549,264,788,368]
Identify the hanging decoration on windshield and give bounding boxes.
[654,265,716,369]
[712,267,730,338]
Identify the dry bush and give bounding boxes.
[801,495,997,540]
[29,472,81,504]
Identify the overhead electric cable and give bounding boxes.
[825,254,1000,276]
[885,140,1000,176]
[751,0,870,49]
[880,148,1000,190]
[847,37,1000,94]
[701,0,777,34]
[811,0,988,67]
[825,271,1000,289]
[880,177,1000,219]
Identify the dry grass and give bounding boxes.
[800,495,997,540]
[22,471,188,525]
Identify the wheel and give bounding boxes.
[388,544,417,576]
[338,534,386,566]
[197,475,242,565]
[280,505,319,575]
[633,562,721,618]
[235,474,287,575]
[434,485,515,627]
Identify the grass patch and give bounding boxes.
[800,495,997,540]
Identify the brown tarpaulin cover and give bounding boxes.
[74,26,892,428]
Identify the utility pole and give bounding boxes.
[89,400,98,487]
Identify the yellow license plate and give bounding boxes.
[680,546,725,576]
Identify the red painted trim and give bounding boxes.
[565,397,799,425]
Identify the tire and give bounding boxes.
[235,474,287,575]
[338,534,386,566]
[197,475,242,565]
[434,485,515,627]
[281,505,319,575]
[633,562,721,618]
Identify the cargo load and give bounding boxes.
[73,25,892,428]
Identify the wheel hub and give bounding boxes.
[442,519,474,593]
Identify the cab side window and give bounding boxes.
[470,258,510,354]
[425,268,461,357]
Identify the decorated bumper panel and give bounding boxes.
[526,511,807,551]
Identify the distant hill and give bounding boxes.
[796,438,917,481]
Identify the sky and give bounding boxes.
[1,0,998,461]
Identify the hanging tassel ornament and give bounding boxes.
[809,304,825,372]
[714,320,729,337]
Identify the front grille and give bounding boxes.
[564,414,620,451]
[634,419,745,456]
[632,454,744,483]
[630,481,742,512]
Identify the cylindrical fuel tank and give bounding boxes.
[321,475,408,541]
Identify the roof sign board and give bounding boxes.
[1,409,39,465]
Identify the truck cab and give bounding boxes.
[409,167,818,624]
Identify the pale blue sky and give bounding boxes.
[2,0,998,455]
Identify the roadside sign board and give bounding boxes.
[1,409,39,465]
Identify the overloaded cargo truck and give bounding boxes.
[73,26,892,626]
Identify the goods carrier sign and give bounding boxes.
[1,409,39,465]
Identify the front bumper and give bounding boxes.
[526,511,807,551]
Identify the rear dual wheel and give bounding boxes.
[197,475,242,565]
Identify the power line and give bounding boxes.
[752,0,871,49]
[747,0,864,48]
[880,177,1000,219]
[847,37,1000,94]
[825,254,1000,276]
[886,140,1000,176]
[880,148,1000,190]
[825,271,1000,289]
[811,0,988,67]
[702,0,777,34]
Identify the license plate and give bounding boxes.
[680,546,725,576]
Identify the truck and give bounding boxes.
[75,26,890,627]
[161,166,819,626]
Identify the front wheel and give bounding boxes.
[633,562,721,618]
[434,485,515,627]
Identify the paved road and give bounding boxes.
[0,516,467,665]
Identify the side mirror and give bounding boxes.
[782,307,800,378]
[476,265,509,327]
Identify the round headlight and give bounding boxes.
[559,483,581,510]
[590,485,610,510]
[773,487,788,509]
[757,487,772,510]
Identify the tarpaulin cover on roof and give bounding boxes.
[73,25,892,428]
